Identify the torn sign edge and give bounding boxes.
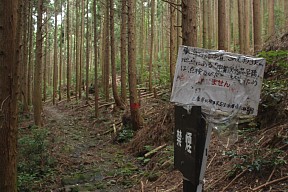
[170,45,266,118]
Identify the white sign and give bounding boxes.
[171,46,266,116]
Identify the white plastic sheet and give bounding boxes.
[171,46,266,116]
[171,46,266,146]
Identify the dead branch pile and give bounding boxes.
[127,98,174,155]
[205,123,288,191]
[264,32,288,51]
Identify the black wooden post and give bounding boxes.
[174,106,206,192]
[183,178,197,191]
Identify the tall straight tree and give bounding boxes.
[218,0,227,50]
[202,0,208,48]
[182,0,197,46]
[67,0,71,101]
[232,0,238,52]
[110,0,124,108]
[22,0,29,112]
[120,0,127,102]
[238,0,244,53]
[253,0,262,53]
[226,0,231,51]
[207,0,212,49]
[59,1,63,101]
[177,0,182,47]
[33,0,44,126]
[79,0,85,99]
[27,0,33,105]
[170,1,176,88]
[128,0,143,130]
[268,0,275,38]
[85,0,90,102]
[104,0,110,101]
[53,1,58,105]
[244,0,250,54]
[148,0,155,92]
[139,0,144,84]
[285,0,288,29]
[93,0,99,117]
[75,0,80,100]
[0,0,20,191]
[43,22,48,102]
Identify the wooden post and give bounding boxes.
[174,106,206,192]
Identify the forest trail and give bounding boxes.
[43,103,139,192]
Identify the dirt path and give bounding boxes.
[44,103,141,192]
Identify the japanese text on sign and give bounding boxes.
[171,46,266,116]
[176,129,193,154]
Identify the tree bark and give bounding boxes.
[207,0,212,49]
[139,0,144,85]
[253,0,262,53]
[93,0,99,117]
[170,1,176,89]
[22,0,29,112]
[238,0,244,53]
[75,0,80,100]
[226,0,230,51]
[177,0,182,47]
[67,0,71,101]
[202,0,208,48]
[33,0,44,126]
[0,0,20,191]
[43,21,48,102]
[128,0,143,130]
[232,0,238,52]
[244,0,250,54]
[218,0,227,50]
[59,1,63,101]
[148,0,155,92]
[285,0,288,29]
[53,2,58,105]
[104,0,110,101]
[110,0,124,108]
[27,0,33,106]
[182,0,197,46]
[85,0,90,102]
[121,0,127,102]
[79,0,85,99]
[268,0,275,38]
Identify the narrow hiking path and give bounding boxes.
[43,101,142,192]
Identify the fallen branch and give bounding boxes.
[100,122,122,136]
[207,153,217,169]
[205,172,228,190]
[252,175,288,191]
[74,104,89,110]
[99,102,114,108]
[267,166,276,182]
[141,180,145,192]
[161,159,173,169]
[57,96,76,104]
[163,181,182,192]
[144,144,167,158]
[221,168,248,192]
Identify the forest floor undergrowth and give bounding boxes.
[18,91,287,192]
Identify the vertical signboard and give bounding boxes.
[174,106,206,184]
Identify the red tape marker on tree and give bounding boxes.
[131,103,141,110]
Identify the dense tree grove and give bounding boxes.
[0,0,287,190]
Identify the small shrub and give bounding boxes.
[18,126,56,191]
